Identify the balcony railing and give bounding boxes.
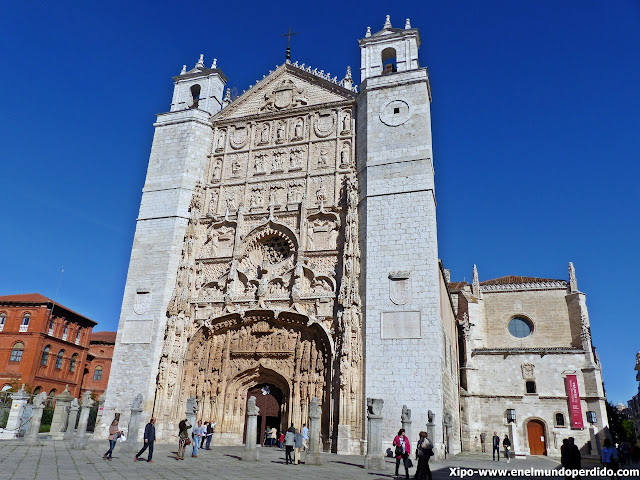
[0,324,4,332]
[75,337,80,345]
[19,325,28,333]
[48,328,54,335]
[62,333,67,341]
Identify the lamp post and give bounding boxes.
[506,409,516,424]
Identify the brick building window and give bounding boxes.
[33,386,42,395]
[55,349,65,369]
[10,342,24,362]
[94,366,103,381]
[75,328,81,345]
[19,313,30,332]
[555,412,566,427]
[0,312,6,332]
[48,319,55,335]
[41,345,51,366]
[525,381,537,394]
[62,324,68,341]
[69,353,78,373]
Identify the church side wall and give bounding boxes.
[100,109,213,440]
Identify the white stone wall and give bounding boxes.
[358,63,458,456]
[100,108,214,440]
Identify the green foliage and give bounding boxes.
[622,419,636,442]
[39,423,51,433]
[607,401,630,443]
[0,409,9,428]
[41,406,54,427]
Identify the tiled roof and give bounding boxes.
[447,282,468,291]
[479,275,564,286]
[90,331,117,344]
[0,293,97,326]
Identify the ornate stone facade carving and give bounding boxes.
[156,68,360,450]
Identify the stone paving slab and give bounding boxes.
[0,440,635,479]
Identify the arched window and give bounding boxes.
[381,47,397,74]
[49,388,57,397]
[10,342,24,362]
[69,353,78,373]
[62,323,68,341]
[41,345,51,366]
[526,381,537,394]
[555,412,566,427]
[55,349,65,369]
[33,386,42,395]
[94,366,103,381]
[190,84,201,108]
[19,313,30,332]
[0,312,6,331]
[76,327,82,345]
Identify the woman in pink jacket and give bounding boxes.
[392,428,411,479]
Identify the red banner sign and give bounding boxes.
[566,374,584,429]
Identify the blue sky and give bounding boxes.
[1,1,638,404]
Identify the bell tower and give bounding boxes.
[102,55,226,438]
[357,16,447,450]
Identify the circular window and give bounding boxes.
[261,237,290,265]
[508,317,533,338]
[379,99,411,126]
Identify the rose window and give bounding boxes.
[261,237,290,264]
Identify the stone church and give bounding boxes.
[101,16,608,458]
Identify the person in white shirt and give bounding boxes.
[302,424,309,451]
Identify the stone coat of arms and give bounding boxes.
[389,272,411,305]
[134,290,152,315]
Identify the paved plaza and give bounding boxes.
[1,439,625,480]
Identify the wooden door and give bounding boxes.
[527,420,547,455]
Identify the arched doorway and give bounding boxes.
[527,419,547,455]
[243,384,283,446]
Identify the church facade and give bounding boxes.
[101,16,607,458]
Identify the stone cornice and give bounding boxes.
[472,347,585,356]
[480,280,568,293]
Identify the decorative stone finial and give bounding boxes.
[196,54,205,69]
[384,15,392,29]
[472,264,481,298]
[211,58,217,69]
[365,26,371,37]
[341,66,354,90]
[405,18,411,29]
[180,65,187,75]
[569,262,578,293]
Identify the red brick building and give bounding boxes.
[0,293,96,398]
[82,331,116,396]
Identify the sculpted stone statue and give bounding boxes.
[401,405,411,423]
[427,410,435,424]
[132,393,143,410]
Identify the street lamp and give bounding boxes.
[586,411,597,425]
[506,409,516,423]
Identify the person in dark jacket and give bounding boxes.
[503,434,511,463]
[134,418,156,462]
[568,437,581,479]
[492,432,500,461]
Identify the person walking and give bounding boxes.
[192,420,204,457]
[302,423,309,451]
[415,431,434,480]
[503,434,511,463]
[134,418,156,462]
[176,419,191,460]
[271,427,278,447]
[294,427,304,464]
[602,439,620,479]
[278,431,285,450]
[205,421,215,450]
[568,437,581,480]
[103,419,121,461]
[284,426,295,464]
[392,428,411,479]
[492,432,500,461]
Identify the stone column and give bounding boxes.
[401,405,412,444]
[94,391,106,427]
[5,386,30,436]
[306,397,322,465]
[24,392,48,445]
[426,410,436,445]
[50,386,73,439]
[71,391,95,449]
[589,425,601,456]
[185,396,197,439]
[364,398,384,470]
[121,393,143,452]
[507,422,522,457]
[64,399,79,441]
[241,396,259,461]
